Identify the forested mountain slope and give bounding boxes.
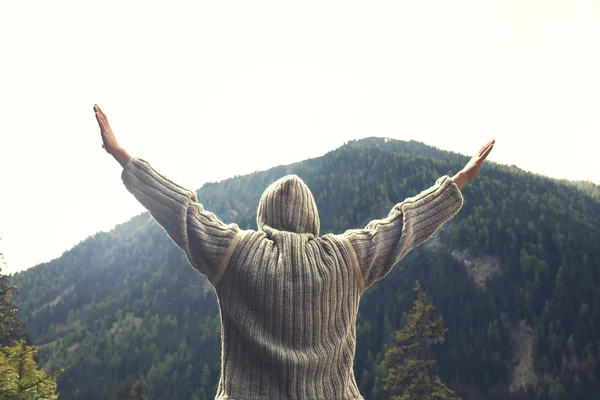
[12,138,600,399]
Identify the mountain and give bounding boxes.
[12,137,600,400]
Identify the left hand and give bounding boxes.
[94,104,120,155]
[93,104,133,168]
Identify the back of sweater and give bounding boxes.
[216,231,363,399]
[122,159,463,399]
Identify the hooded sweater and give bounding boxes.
[122,158,464,400]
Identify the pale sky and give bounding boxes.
[1,0,599,274]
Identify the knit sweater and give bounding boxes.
[122,158,464,400]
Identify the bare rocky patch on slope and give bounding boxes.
[423,226,501,288]
[450,248,501,288]
[509,320,538,393]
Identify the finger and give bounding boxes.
[95,112,105,128]
[478,140,495,157]
[483,143,494,159]
[479,142,495,160]
[477,144,488,157]
[96,110,109,128]
[94,104,106,120]
[100,110,111,128]
[96,113,110,134]
[95,111,103,127]
[478,140,493,156]
[98,106,108,120]
[479,141,492,156]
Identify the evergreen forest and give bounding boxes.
[10,138,600,399]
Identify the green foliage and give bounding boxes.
[0,340,60,399]
[115,377,144,400]
[0,284,19,347]
[10,137,600,399]
[0,251,20,347]
[0,247,60,399]
[384,281,460,400]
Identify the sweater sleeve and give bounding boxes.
[121,158,240,284]
[342,176,463,290]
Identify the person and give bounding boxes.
[94,104,494,399]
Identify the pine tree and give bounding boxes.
[115,377,145,400]
[0,250,20,346]
[383,281,461,400]
[116,378,133,399]
[0,340,60,399]
[0,246,61,399]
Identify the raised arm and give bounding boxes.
[343,139,495,290]
[94,105,240,285]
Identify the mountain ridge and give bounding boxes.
[13,136,598,277]
[12,137,600,400]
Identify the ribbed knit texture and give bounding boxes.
[257,175,320,238]
[122,158,464,400]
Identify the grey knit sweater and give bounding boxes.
[122,158,463,400]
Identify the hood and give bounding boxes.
[257,174,320,238]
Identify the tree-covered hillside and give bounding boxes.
[12,137,600,399]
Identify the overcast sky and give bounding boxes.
[1,0,599,274]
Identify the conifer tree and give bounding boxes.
[0,250,19,346]
[116,377,145,400]
[0,340,59,399]
[0,246,61,399]
[384,281,460,400]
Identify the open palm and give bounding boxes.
[462,139,495,181]
[94,104,120,155]
[93,104,132,168]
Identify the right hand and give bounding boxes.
[453,139,495,189]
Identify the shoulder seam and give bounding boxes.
[339,236,365,293]
[212,230,246,287]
